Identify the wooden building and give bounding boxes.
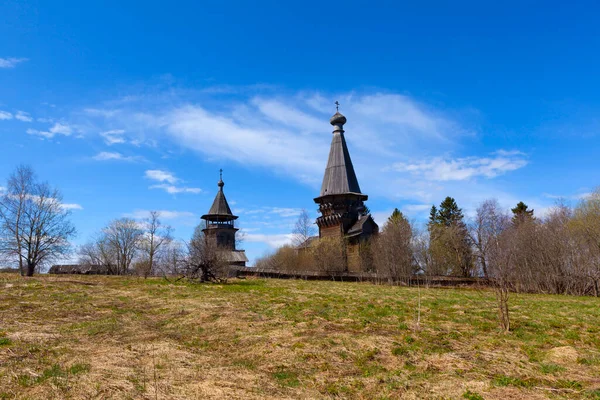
[201,171,248,267]
[313,107,378,272]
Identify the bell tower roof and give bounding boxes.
[201,169,238,221]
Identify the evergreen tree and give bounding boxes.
[388,208,408,226]
[511,201,534,225]
[437,196,465,227]
[429,205,438,225]
[427,196,473,277]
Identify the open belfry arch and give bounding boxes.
[201,170,248,266]
[314,103,379,272]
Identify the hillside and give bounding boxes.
[0,274,599,399]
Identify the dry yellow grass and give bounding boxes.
[0,273,599,399]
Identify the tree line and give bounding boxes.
[257,191,600,298]
[0,165,230,281]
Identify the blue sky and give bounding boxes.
[1,1,599,264]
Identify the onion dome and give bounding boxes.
[330,111,347,127]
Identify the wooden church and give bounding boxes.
[313,105,379,272]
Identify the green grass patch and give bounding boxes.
[463,390,485,400]
[539,362,565,374]
[272,367,300,387]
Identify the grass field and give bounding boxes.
[0,274,599,399]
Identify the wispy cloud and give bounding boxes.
[15,111,33,122]
[241,206,303,218]
[245,233,294,248]
[77,90,482,189]
[61,203,83,210]
[92,151,142,162]
[145,169,179,184]
[543,192,592,201]
[124,209,196,220]
[66,87,537,224]
[392,151,528,181]
[269,207,302,217]
[100,129,126,145]
[144,169,200,194]
[0,111,12,120]
[149,184,201,194]
[26,122,73,139]
[0,57,28,68]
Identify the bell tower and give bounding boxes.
[201,170,238,251]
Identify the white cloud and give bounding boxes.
[92,151,141,162]
[392,151,528,181]
[61,203,83,210]
[100,129,126,145]
[543,192,592,201]
[68,88,536,218]
[77,90,482,191]
[149,184,201,194]
[241,207,303,218]
[84,108,121,118]
[50,123,72,135]
[0,57,28,68]
[0,111,12,120]
[15,111,33,122]
[245,233,294,248]
[125,209,196,220]
[165,105,325,182]
[26,122,73,139]
[270,207,302,217]
[145,169,179,184]
[144,169,199,194]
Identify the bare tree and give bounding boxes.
[154,240,186,277]
[312,236,346,275]
[292,209,316,248]
[412,226,431,275]
[102,218,143,275]
[79,237,114,273]
[487,224,518,332]
[138,211,173,278]
[185,226,228,282]
[0,165,76,276]
[571,188,600,296]
[470,199,510,278]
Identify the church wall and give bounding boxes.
[346,242,362,273]
[319,224,343,239]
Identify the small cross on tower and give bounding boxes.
[219,168,223,180]
[335,101,340,112]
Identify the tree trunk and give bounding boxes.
[481,257,488,279]
[26,261,35,277]
[495,285,510,333]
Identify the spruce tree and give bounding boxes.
[427,197,473,277]
[437,196,465,227]
[511,201,534,225]
[429,205,438,226]
[388,208,408,226]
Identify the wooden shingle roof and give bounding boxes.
[201,178,238,221]
[317,112,365,198]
